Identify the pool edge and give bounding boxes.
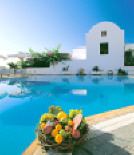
[22,105,134,155]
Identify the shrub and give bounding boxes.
[79,69,85,75]
[92,66,100,72]
[117,68,128,75]
[8,62,18,69]
[62,66,69,71]
[124,49,134,66]
[9,45,71,68]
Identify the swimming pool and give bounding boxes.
[0,75,134,155]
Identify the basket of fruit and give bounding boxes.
[35,105,88,152]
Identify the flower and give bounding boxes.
[48,53,53,57]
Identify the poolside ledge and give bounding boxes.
[22,105,134,155]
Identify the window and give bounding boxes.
[101,31,107,37]
[100,43,108,54]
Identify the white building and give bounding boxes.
[125,44,134,57]
[21,22,134,75]
[86,22,124,73]
[71,22,134,74]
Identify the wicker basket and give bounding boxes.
[38,124,89,152]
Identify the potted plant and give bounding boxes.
[117,68,128,75]
[79,69,85,75]
[76,68,86,75]
[35,105,88,153]
[92,66,102,75]
[62,66,69,72]
[92,66,100,72]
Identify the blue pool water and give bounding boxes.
[0,75,134,154]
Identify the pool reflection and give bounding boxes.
[0,75,134,155]
[0,75,133,101]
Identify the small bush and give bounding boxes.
[124,49,134,66]
[117,68,128,75]
[79,69,85,75]
[8,62,18,69]
[92,66,100,72]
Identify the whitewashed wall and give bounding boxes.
[72,46,86,60]
[86,22,124,74]
[125,44,134,57]
[125,44,134,51]
[122,66,134,75]
[26,60,89,75]
[26,62,74,75]
[25,63,134,75]
[25,22,134,75]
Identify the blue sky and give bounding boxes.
[0,0,134,55]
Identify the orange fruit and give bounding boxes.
[55,124,62,131]
[68,121,73,126]
[41,123,46,130]
[51,129,58,137]
[55,134,62,143]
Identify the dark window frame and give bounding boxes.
[100,42,108,55]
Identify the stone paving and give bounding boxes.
[73,123,134,155]
[34,123,134,155]
[23,107,134,155]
